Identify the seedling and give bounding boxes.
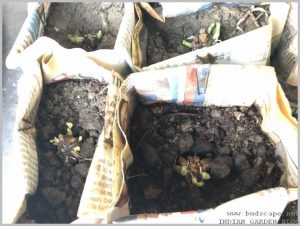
[182,28,211,50]
[207,21,221,44]
[50,136,59,145]
[174,155,213,188]
[67,34,84,44]
[96,30,102,40]
[66,122,73,136]
[68,30,103,50]
[182,40,192,49]
[182,20,222,50]
[50,122,91,163]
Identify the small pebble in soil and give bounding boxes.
[233,154,251,172]
[216,146,231,155]
[210,156,233,179]
[141,142,163,172]
[41,188,66,207]
[241,168,262,187]
[178,133,194,154]
[191,141,215,155]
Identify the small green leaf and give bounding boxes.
[202,172,211,180]
[73,146,80,153]
[212,21,221,41]
[66,122,73,128]
[50,136,59,145]
[196,181,205,187]
[66,122,73,136]
[192,177,198,185]
[96,30,102,40]
[207,22,215,34]
[180,166,188,176]
[67,35,84,44]
[182,40,192,49]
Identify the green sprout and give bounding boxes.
[180,165,188,176]
[182,40,192,49]
[72,146,80,153]
[192,176,205,187]
[66,122,73,136]
[50,136,60,145]
[192,176,198,185]
[67,34,84,44]
[202,172,211,180]
[48,122,91,163]
[207,21,221,43]
[207,22,216,35]
[212,21,221,42]
[96,30,102,40]
[195,181,205,187]
[174,155,213,188]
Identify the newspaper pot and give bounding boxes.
[3,37,125,223]
[105,64,297,223]
[129,2,290,71]
[5,2,136,75]
[272,2,298,86]
[271,2,298,118]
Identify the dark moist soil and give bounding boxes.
[126,102,283,214]
[43,2,124,51]
[278,200,298,224]
[145,4,270,65]
[18,80,107,223]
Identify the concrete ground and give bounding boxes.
[2,2,27,223]
[2,2,27,156]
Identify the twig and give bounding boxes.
[126,173,149,180]
[99,86,109,96]
[161,190,172,207]
[172,150,179,168]
[251,8,268,28]
[236,10,251,33]
[237,7,268,32]
[71,150,92,161]
[255,12,264,22]
[249,13,260,27]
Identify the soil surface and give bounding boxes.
[278,201,298,224]
[43,2,124,51]
[127,102,282,214]
[145,4,270,65]
[18,80,107,223]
